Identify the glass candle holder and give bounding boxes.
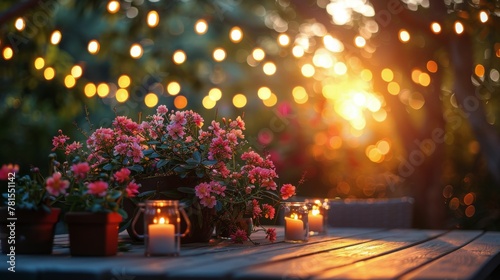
[132,200,190,257]
[283,202,309,243]
[305,198,329,235]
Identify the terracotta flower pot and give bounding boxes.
[65,212,122,256]
[0,207,61,254]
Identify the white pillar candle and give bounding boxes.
[308,212,323,232]
[285,216,305,241]
[148,218,175,255]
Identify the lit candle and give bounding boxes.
[285,214,305,241]
[308,208,324,233]
[148,217,175,255]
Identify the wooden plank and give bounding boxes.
[313,230,484,279]
[231,229,445,280]
[400,231,500,280]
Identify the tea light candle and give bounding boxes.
[148,217,175,255]
[285,214,304,241]
[308,209,324,233]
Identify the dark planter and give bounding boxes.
[0,207,61,254]
[124,175,215,243]
[65,212,122,256]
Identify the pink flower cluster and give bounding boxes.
[0,164,19,180]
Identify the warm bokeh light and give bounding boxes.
[14,18,25,31]
[411,68,422,84]
[97,83,110,97]
[147,10,160,27]
[64,75,76,88]
[292,46,305,57]
[418,72,431,86]
[409,91,425,109]
[34,57,45,69]
[430,22,441,34]
[479,11,489,23]
[398,29,410,42]
[301,64,315,77]
[118,75,131,88]
[426,60,438,73]
[360,69,372,81]
[293,86,308,104]
[454,21,464,34]
[84,83,96,97]
[174,95,188,109]
[43,67,55,80]
[3,47,13,60]
[107,0,120,14]
[387,81,400,95]
[213,48,226,62]
[354,36,366,47]
[263,93,278,107]
[465,205,475,217]
[233,93,247,108]
[144,93,159,107]
[381,68,394,82]
[71,65,83,78]
[203,96,217,109]
[278,34,290,46]
[173,50,186,64]
[257,87,272,100]
[229,26,243,43]
[334,62,347,75]
[323,35,343,52]
[263,62,276,75]
[50,30,62,45]
[475,64,485,77]
[252,48,265,61]
[195,19,208,34]
[208,88,222,101]
[115,88,129,103]
[130,43,143,59]
[464,192,475,205]
[167,81,181,95]
[88,40,100,54]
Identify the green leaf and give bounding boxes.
[202,160,217,166]
[102,163,113,171]
[137,190,157,198]
[156,159,169,169]
[147,140,161,145]
[186,158,199,166]
[177,187,195,194]
[128,165,144,173]
[192,150,201,162]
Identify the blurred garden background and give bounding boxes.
[1,0,499,230]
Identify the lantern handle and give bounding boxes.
[131,202,146,240]
[178,204,191,238]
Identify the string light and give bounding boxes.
[173,50,186,64]
[262,62,276,75]
[202,95,216,109]
[107,0,120,14]
[71,65,83,78]
[144,93,159,107]
[34,57,45,69]
[115,88,129,102]
[97,83,110,97]
[88,40,100,54]
[44,67,55,80]
[50,30,62,45]
[14,18,25,31]
[195,19,208,34]
[130,43,143,59]
[213,48,226,62]
[118,75,131,88]
[147,10,160,27]
[208,88,222,101]
[64,75,76,88]
[398,30,410,42]
[229,26,243,43]
[232,93,247,108]
[479,11,488,23]
[278,34,290,46]
[252,48,265,61]
[430,22,441,34]
[84,83,97,97]
[174,95,188,109]
[167,81,181,95]
[454,21,464,34]
[257,87,272,100]
[3,47,13,60]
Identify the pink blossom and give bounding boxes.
[156,105,168,115]
[266,228,277,242]
[262,204,276,220]
[114,167,131,183]
[280,184,296,200]
[170,111,187,125]
[65,141,83,155]
[195,182,212,199]
[71,162,90,181]
[0,164,19,180]
[126,142,144,163]
[87,181,108,197]
[200,195,216,208]
[230,229,248,244]
[52,130,70,151]
[251,199,262,219]
[126,181,140,197]
[46,172,70,196]
[167,123,185,139]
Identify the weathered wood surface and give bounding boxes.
[1,227,499,280]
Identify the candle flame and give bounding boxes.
[159,217,166,224]
[290,213,298,220]
[312,209,320,216]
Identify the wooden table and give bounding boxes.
[1,227,499,280]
